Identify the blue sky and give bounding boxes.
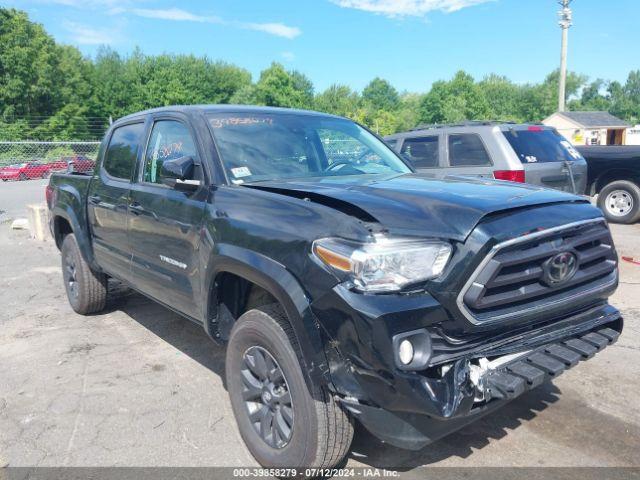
[9,0,640,93]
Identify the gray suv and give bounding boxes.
[385,122,587,194]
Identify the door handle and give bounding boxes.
[129,202,145,215]
[89,195,101,205]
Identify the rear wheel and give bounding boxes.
[597,180,640,224]
[61,234,108,314]
[18,172,27,181]
[226,305,353,469]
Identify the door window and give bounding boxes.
[103,123,144,180]
[144,120,198,184]
[448,134,491,167]
[400,136,439,168]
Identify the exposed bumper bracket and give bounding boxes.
[486,326,620,400]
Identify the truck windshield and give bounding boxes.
[208,113,411,183]
[503,128,585,164]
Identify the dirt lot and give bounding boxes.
[0,213,638,469]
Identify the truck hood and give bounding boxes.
[245,173,589,241]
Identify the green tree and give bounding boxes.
[3,6,640,142]
[362,77,400,111]
[0,8,59,117]
[314,84,360,117]
[230,84,257,105]
[254,62,314,109]
[478,74,523,122]
[609,71,640,124]
[518,70,586,122]
[570,79,611,112]
[418,71,491,124]
[34,104,94,140]
[394,93,422,132]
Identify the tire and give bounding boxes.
[226,304,353,469]
[61,234,108,314]
[597,180,640,224]
[18,173,27,181]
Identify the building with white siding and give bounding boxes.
[543,111,630,146]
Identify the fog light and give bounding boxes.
[398,339,414,365]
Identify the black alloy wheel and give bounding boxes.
[241,346,294,449]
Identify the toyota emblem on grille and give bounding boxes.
[543,251,579,286]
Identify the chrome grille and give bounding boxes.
[458,219,618,325]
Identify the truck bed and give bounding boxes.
[46,172,93,244]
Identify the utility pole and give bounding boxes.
[558,0,573,112]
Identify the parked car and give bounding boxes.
[48,156,95,174]
[0,161,51,181]
[48,106,622,470]
[577,145,640,224]
[385,122,587,194]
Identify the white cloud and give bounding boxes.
[37,0,132,7]
[241,22,301,39]
[123,7,301,39]
[63,21,117,44]
[130,8,221,23]
[35,1,302,39]
[330,0,493,17]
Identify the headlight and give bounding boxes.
[312,237,452,293]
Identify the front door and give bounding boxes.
[88,121,145,281]
[399,134,442,177]
[127,117,207,319]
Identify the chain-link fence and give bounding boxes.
[0,141,100,182]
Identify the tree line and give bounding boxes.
[1,7,638,141]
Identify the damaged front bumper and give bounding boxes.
[342,320,621,450]
[312,286,623,450]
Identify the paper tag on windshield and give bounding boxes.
[231,166,252,178]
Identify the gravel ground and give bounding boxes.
[0,207,638,469]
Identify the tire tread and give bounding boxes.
[61,234,107,315]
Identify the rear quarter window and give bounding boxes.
[103,123,145,180]
[503,128,584,163]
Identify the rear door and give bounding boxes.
[444,132,495,179]
[501,127,588,193]
[88,121,145,281]
[127,114,208,319]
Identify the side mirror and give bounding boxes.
[160,156,201,191]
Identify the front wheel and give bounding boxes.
[61,234,108,314]
[226,305,353,469]
[597,180,640,224]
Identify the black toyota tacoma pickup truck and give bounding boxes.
[47,106,622,470]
